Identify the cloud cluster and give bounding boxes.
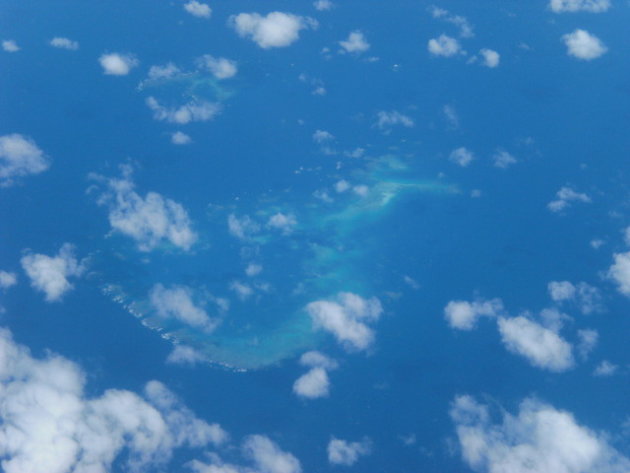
[99,52,138,75]
[0,328,227,473]
[21,243,84,302]
[548,280,602,314]
[306,292,383,351]
[450,395,630,473]
[375,110,414,130]
[479,48,500,68]
[293,351,338,399]
[327,438,371,466]
[230,12,317,49]
[444,297,580,372]
[0,271,17,290]
[146,96,221,124]
[550,0,611,13]
[2,40,19,52]
[563,29,607,60]
[184,0,212,18]
[493,150,517,168]
[429,6,473,38]
[91,166,197,252]
[0,134,50,186]
[449,147,474,167]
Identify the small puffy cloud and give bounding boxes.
[293,367,330,399]
[450,395,630,473]
[563,29,607,60]
[230,280,254,300]
[547,186,591,212]
[593,360,618,376]
[0,328,226,473]
[171,131,192,145]
[91,166,197,251]
[267,213,297,234]
[166,344,210,366]
[0,271,17,290]
[577,328,598,359]
[184,0,212,18]
[230,12,317,49]
[2,40,19,52]
[243,435,302,473]
[307,292,383,351]
[375,110,414,130]
[314,0,333,11]
[429,6,473,38]
[493,150,516,168]
[428,34,461,57]
[312,129,334,144]
[146,96,221,124]
[442,104,459,128]
[327,438,371,466]
[99,52,138,75]
[339,31,370,54]
[608,251,630,296]
[148,62,181,80]
[444,298,504,330]
[149,284,218,333]
[550,0,611,13]
[49,37,79,50]
[299,350,338,370]
[196,55,237,79]
[548,281,602,314]
[497,315,574,371]
[449,147,474,167]
[335,180,351,193]
[245,263,263,277]
[0,134,50,185]
[21,243,84,302]
[228,214,261,240]
[479,48,500,68]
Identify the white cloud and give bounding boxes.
[148,62,181,80]
[449,147,474,167]
[327,438,371,466]
[547,186,591,212]
[577,328,598,359]
[196,55,237,79]
[609,251,630,296]
[375,110,414,130]
[0,327,226,473]
[243,435,302,473]
[312,130,334,144]
[0,134,50,185]
[0,271,17,290]
[49,37,79,50]
[548,281,602,314]
[2,40,19,52]
[443,298,504,330]
[149,284,218,333]
[299,350,338,370]
[91,166,197,252]
[314,0,333,11]
[550,0,611,13]
[166,344,210,366]
[450,395,630,473]
[99,52,138,75]
[267,213,297,234]
[184,0,212,18]
[230,12,317,49]
[493,150,516,168]
[429,6,473,38]
[21,244,84,302]
[228,214,261,240]
[335,180,351,193]
[230,280,254,300]
[593,360,618,376]
[306,292,383,351]
[293,367,330,399]
[442,104,459,128]
[497,316,574,371]
[479,48,500,67]
[563,29,607,60]
[171,131,192,145]
[428,34,461,57]
[146,96,221,124]
[339,31,370,54]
